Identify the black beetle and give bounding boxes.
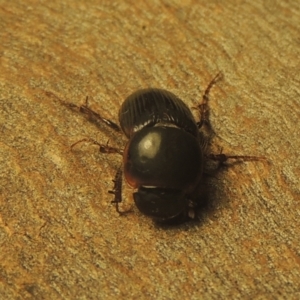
[52,73,264,223]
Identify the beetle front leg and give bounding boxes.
[71,140,131,214]
[70,138,130,214]
[109,166,132,215]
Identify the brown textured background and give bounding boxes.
[1,0,300,299]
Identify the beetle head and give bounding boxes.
[133,187,186,222]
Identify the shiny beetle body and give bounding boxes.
[119,89,203,221]
[56,72,264,224]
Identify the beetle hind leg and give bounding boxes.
[78,96,122,133]
[47,91,122,133]
[206,147,267,168]
[193,72,223,130]
[71,138,123,155]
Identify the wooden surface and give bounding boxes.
[1,0,300,299]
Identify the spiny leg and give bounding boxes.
[46,91,121,133]
[79,96,121,132]
[109,166,132,215]
[71,139,131,214]
[191,76,266,165]
[46,91,131,214]
[71,138,123,155]
[193,72,223,130]
[206,147,267,168]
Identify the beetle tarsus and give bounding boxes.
[194,72,223,130]
[79,96,122,133]
[207,153,267,166]
[71,138,123,155]
[45,91,80,111]
[49,92,122,133]
[203,72,223,105]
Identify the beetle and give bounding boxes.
[51,73,264,223]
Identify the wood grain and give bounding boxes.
[0,0,299,298]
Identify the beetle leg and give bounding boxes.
[109,166,132,215]
[194,72,223,130]
[207,153,266,161]
[206,151,267,168]
[71,138,131,214]
[78,96,122,133]
[71,138,123,155]
[47,91,122,133]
